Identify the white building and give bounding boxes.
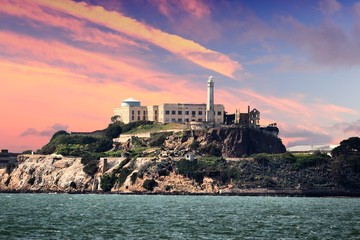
[113,77,225,124]
[287,145,338,155]
[113,101,224,124]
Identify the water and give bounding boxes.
[0,194,359,239]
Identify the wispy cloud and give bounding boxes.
[282,127,333,147]
[20,124,69,137]
[154,0,211,19]
[279,11,360,67]
[319,0,342,15]
[29,0,241,78]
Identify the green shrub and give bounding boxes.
[100,174,116,192]
[128,147,147,158]
[117,168,133,187]
[198,156,224,168]
[107,150,123,157]
[58,135,98,145]
[293,154,329,170]
[40,144,56,155]
[56,144,87,156]
[189,139,200,150]
[122,121,153,133]
[177,159,197,176]
[253,154,270,166]
[143,179,158,191]
[252,152,296,164]
[49,130,69,141]
[332,137,360,157]
[105,123,122,139]
[89,138,113,152]
[176,159,204,184]
[148,132,172,147]
[81,153,97,165]
[331,154,360,187]
[156,160,172,177]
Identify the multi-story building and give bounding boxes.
[157,103,224,124]
[113,98,147,123]
[113,100,224,124]
[113,77,257,126]
[235,106,260,128]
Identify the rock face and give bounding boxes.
[0,127,287,193]
[164,127,286,158]
[0,155,93,192]
[204,127,286,157]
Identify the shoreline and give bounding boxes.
[1,188,360,197]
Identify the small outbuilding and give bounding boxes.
[185,152,196,161]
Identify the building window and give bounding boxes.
[132,110,134,115]
[198,111,202,115]
[171,110,176,115]
[185,118,189,122]
[138,116,140,120]
[198,119,202,122]
[185,111,189,115]
[171,118,176,122]
[217,111,222,116]
[165,110,170,115]
[143,116,146,120]
[192,111,196,116]
[178,118,182,123]
[178,111,182,115]
[132,116,134,120]
[143,110,146,115]
[155,110,158,114]
[138,110,140,115]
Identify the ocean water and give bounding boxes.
[0,194,359,239]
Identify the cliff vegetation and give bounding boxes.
[1,121,359,195]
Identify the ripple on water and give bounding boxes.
[0,194,359,239]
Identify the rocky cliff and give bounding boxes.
[177,127,285,157]
[0,155,93,192]
[1,127,358,196]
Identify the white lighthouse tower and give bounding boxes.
[206,76,215,122]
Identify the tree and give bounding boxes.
[50,130,69,141]
[105,123,122,139]
[111,115,120,123]
[331,137,360,187]
[332,137,360,157]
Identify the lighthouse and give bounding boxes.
[206,76,215,122]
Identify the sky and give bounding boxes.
[1,0,360,152]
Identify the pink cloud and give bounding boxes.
[29,0,240,78]
[0,0,147,50]
[279,13,360,67]
[218,86,359,147]
[154,0,211,19]
[319,0,342,15]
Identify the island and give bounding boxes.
[1,120,359,197]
